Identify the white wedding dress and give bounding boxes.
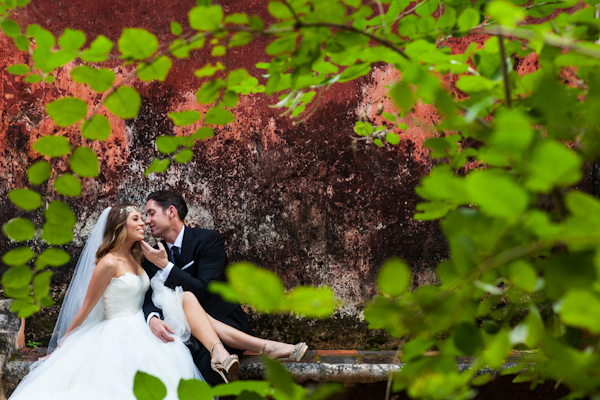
[9,271,204,400]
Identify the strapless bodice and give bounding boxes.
[102,272,149,319]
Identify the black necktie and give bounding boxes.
[171,246,182,266]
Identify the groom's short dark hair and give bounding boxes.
[147,190,188,221]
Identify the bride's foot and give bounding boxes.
[259,339,308,361]
[210,341,239,383]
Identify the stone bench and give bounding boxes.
[2,346,527,398]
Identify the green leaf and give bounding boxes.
[9,188,42,211]
[526,141,582,193]
[24,74,42,83]
[220,262,286,312]
[457,8,480,32]
[33,271,53,302]
[82,115,111,140]
[10,298,40,318]
[266,33,299,56]
[177,379,213,400]
[7,64,29,75]
[377,257,412,297]
[196,78,226,104]
[191,127,214,140]
[2,265,32,288]
[174,149,194,163]
[137,56,172,82]
[487,0,525,26]
[204,105,234,125]
[46,97,88,126]
[70,66,115,92]
[453,322,483,356]
[170,37,206,58]
[133,371,167,400]
[81,35,113,62]
[557,290,600,334]
[224,13,250,25]
[466,169,528,221]
[168,110,202,126]
[170,21,183,36]
[386,132,400,145]
[70,147,100,178]
[2,247,35,266]
[1,18,20,37]
[263,357,306,399]
[491,108,533,153]
[286,286,337,317]
[195,62,225,79]
[118,28,158,60]
[229,31,253,47]
[189,5,224,31]
[58,28,86,51]
[14,35,31,52]
[41,201,76,245]
[211,45,226,57]
[3,218,36,242]
[249,15,265,31]
[54,173,82,197]
[145,158,171,176]
[508,260,538,293]
[104,86,141,119]
[27,161,52,185]
[33,135,72,158]
[382,112,397,122]
[156,136,184,154]
[338,62,371,83]
[35,247,71,270]
[268,1,293,19]
[45,200,77,228]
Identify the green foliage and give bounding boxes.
[70,147,100,178]
[8,0,600,398]
[104,86,141,119]
[118,28,158,60]
[210,262,338,317]
[81,115,111,140]
[70,66,115,92]
[133,371,167,400]
[46,98,88,127]
[8,188,41,211]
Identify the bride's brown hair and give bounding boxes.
[95,203,142,264]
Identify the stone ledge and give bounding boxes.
[2,348,528,397]
[0,300,24,400]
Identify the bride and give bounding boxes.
[9,204,237,400]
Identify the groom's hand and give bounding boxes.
[149,316,175,343]
[141,240,169,269]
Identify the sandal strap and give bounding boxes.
[259,339,269,356]
[210,341,224,357]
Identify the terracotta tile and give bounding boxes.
[316,350,358,356]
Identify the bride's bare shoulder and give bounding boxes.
[96,253,119,275]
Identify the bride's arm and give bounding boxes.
[63,258,117,338]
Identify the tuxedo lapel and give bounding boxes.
[180,226,195,265]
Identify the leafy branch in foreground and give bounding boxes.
[6,0,600,398]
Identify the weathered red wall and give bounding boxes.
[0,0,493,348]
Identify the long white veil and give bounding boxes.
[48,207,111,353]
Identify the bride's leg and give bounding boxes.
[206,315,296,359]
[181,292,230,364]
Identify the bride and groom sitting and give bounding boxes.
[9,191,307,400]
[141,190,307,385]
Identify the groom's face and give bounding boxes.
[145,200,172,238]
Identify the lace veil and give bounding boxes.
[48,207,111,353]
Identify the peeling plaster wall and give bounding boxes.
[0,0,524,349]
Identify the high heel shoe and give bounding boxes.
[210,341,239,383]
[259,339,308,362]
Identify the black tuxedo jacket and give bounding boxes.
[142,226,240,322]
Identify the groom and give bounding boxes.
[140,190,253,385]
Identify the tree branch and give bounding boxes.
[497,32,512,107]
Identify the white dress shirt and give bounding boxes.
[147,226,185,324]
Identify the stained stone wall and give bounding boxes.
[2,1,591,349]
